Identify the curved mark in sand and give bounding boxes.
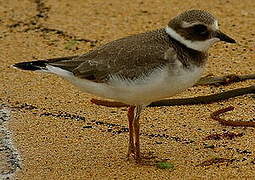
[0,106,21,179]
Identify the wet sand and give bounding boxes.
[0,0,254,179]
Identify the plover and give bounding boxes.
[13,9,235,162]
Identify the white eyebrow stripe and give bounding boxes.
[181,20,219,31]
[181,21,201,28]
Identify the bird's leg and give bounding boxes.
[127,106,135,157]
[127,105,143,162]
[91,98,128,107]
[133,105,143,161]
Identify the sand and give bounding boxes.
[0,0,254,179]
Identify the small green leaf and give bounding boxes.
[64,40,79,50]
[156,162,174,169]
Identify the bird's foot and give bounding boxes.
[127,151,156,164]
[140,151,156,160]
[127,151,141,163]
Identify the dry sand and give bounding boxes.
[0,0,254,179]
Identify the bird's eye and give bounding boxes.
[192,24,208,35]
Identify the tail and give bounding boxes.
[13,60,48,71]
[12,56,78,71]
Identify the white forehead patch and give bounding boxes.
[165,26,220,52]
[212,20,219,30]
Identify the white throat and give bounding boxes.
[165,26,219,52]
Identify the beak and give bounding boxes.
[214,30,236,43]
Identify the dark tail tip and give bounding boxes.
[13,60,47,71]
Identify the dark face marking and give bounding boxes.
[186,24,210,41]
[176,23,212,41]
[192,24,209,36]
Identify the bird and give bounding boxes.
[13,9,236,163]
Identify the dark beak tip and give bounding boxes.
[227,38,236,44]
[232,39,236,43]
[222,36,236,44]
[216,31,236,44]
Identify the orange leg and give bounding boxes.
[91,98,128,107]
[134,111,140,161]
[127,105,143,162]
[91,98,144,162]
[127,106,135,157]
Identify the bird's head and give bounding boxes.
[166,9,236,52]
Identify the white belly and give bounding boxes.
[52,64,204,105]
